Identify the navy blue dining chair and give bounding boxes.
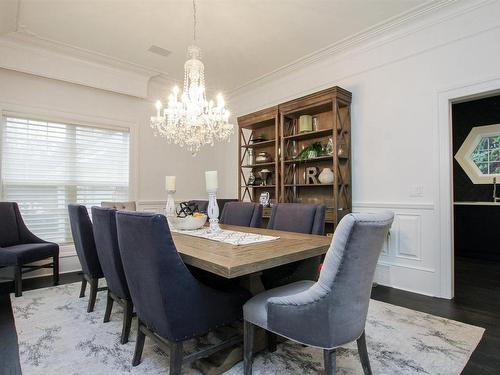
[68,204,104,312]
[0,202,59,297]
[187,199,238,215]
[91,206,133,344]
[116,211,250,374]
[262,203,326,290]
[220,202,263,228]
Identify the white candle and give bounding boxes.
[205,170,218,192]
[155,100,162,118]
[165,176,176,191]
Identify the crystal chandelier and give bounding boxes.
[150,0,233,154]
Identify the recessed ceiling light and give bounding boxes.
[148,45,171,57]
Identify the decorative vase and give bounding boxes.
[307,150,318,159]
[318,168,334,184]
[247,148,255,165]
[255,152,272,163]
[325,138,334,156]
[258,169,271,186]
[337,142,348,159]
[248,171,256,185]
[298,115,313,133]
[291,140,299,159]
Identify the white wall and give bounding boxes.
[227,0,500,297]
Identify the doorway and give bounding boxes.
[451,95,500,308]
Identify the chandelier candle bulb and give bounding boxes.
[205,170,218,192]
[155,100,162,118]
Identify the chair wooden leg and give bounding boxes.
[120,299,133,344]
[79,277,87,298]
[244,320,255,375]
[87,278,98,313]
[14,265,22,297]
[356,331,373,375]
[132,320,146,366]
[103,291,113,323]
[324,348,336,375]
[52,255,59,286]
[267,332,277,353]
[169,341,183,375]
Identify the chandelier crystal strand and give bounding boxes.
[150,0,233,154]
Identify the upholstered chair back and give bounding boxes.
[220,202,263,228]
[116,211,248,342]
[101,201,136,211]
[266,212,394,348]
[187,199,238,215]
[117,212,178,339]
[267,203,326,235]
[91,207,130,300]
[0,202,43,247]
[68,204,103,278]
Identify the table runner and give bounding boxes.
[171,227,279,245]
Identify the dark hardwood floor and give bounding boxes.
[1,257,499,374]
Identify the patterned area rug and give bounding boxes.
[12,282,484,375]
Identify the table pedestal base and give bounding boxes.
[194,272,268,375]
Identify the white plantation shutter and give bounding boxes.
[1,116,130,244]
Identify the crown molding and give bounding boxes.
[0,29,164,98]
[8,26,166,77]
[227,0,494,99]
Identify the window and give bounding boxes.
[1,116,130,244]
[455,123,500,184]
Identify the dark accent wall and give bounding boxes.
[452,95,500,202]
[454,205,500,261]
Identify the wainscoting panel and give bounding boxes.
[395,214,422,261]
[353,202,438,297]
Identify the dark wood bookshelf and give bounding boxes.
[237,86,352,230]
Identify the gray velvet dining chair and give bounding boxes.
[219,202,263,228]
[262,203,326,289]
[0,202,59,297]
[115,211,250,374]
[101,201,136,211]
[91,206,133,344]
[243,211,394,375]
[68,204,104,312]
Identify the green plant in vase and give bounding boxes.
[296,142,323,160]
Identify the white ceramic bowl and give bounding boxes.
[169,214,207,230]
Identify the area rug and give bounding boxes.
[11,282,484,375]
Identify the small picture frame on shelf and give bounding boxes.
[259,192,271,207]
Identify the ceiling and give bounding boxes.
[4,0,430,93]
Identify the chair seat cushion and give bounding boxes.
[243,280,314,329]
[0,242,59,266]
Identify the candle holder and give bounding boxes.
[165,190,176,217]
[207,190,220,233]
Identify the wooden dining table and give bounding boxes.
[170,224,332,374]
[172,224,332,291]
